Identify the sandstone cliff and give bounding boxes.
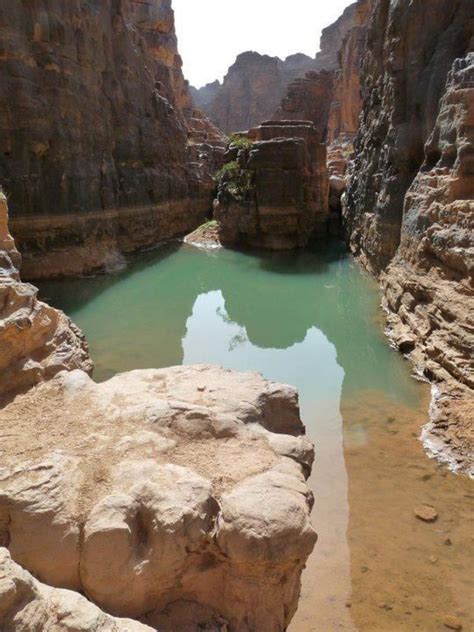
[344,0,473,272]
[314,1,359,72]
[192,52,317,133]
[0,365,317,631]
[214,121,328,250]
[0,0,222,279]
[382,53,474,474]
[0,191,91,404]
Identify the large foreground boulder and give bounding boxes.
[0,364,316,631]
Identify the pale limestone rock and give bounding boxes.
[0,365,316,631]
[0,548,153,631]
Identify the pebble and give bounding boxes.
[361,565,369,573]
[378,602,393,611]
[443,616,463,630]
[414,505,438,522]
[444,537,452,545]
[345,601,352,608]
[429,555,438,564]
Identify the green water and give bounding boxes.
[38,242,473,631]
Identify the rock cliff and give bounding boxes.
[214,121,328,249]
[0,365,316,631]
[344,0,473,272]
[192,52,317,133]
[382,53,474,474]
[0,0,222,279]
[314,1,359,72]
[0,191,91,404]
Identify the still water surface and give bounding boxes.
[39,242,473,631]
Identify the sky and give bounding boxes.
[173,0,354,88]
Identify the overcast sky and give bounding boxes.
[173,0,354,88]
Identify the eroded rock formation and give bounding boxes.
[0,0,222,279]
[214,121,328,250]
[382,53,474,474]
[314,1,359,72]
[0,365,316,631]
[192,52,317,133]
[0,549,152,632]
[344,0,473,273]
[0,191,91,404]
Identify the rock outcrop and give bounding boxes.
[0,0,221,279]
[313,1,359,72]
[0,549,153,632]
[326,0,370,144]
[192,52,317,133]
[0,191,91,404]
[214,121,328,250]
[382,53,474,474]
[344,0,473,273]
[0,364,316,631]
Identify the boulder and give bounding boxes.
[0,549,153,632]
[0,364,317,631]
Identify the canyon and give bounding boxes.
[0,0,473,630]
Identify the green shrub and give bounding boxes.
[214,160,254,201]
[228,133,253,151]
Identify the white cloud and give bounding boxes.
[173,0,355,88]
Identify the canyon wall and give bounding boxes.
[0,0,222,279]
[192,52,317,133]
[382,52,474,472]
[344,0,473,273]
[0,191,91,404]
[339,0,473,472]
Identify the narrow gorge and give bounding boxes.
[0,1,472,631]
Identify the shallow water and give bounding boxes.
[38,242,473,631]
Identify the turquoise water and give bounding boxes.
[38,242,473,631]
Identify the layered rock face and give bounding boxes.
[382,53,474,473]
[215,121,328,250]
[344,0,473,273]
[313,1,359,72]
[0,364,316,631]
[192,52,317,133]
[326,0,370,144]
[0,191,91,404]
[0,0,221,279]
[275,71,335,139]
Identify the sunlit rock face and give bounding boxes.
[0,365,316,632]
[215,121,328,250]
[0,192,91,404]
[192,52,317,134]
[343,0,473,273]
[382,53,474,474]
[0,0,222,279]
[0,549,153,632]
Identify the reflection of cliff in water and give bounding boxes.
[38,241,419,404]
